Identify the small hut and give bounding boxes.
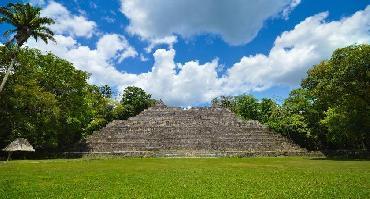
[3,138,35,161]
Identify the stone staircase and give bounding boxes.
[85,103,308,157]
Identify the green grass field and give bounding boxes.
[0,157,369,198]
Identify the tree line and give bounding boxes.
[212,44,370,150]
[0,47,155,152]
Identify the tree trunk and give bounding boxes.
[0,58,16,94]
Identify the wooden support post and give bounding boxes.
[6,151,12,161]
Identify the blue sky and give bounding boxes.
[1,0,369,106]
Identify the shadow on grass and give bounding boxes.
[310,157,370,161]
[0,151,84,161]
[1,147,369,162]
[310,150,370,161]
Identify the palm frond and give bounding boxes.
[3,29,16,37]
[0,7,16,25]
[0,3,55,46]
[0,16,8,23]
[25,4,40,24]
[36,26,55,36]
[30,17,55,29]
[32,31,56,44]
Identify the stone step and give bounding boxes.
[88,134,283,142]
[101,117,263,128]
[130,119,240,123]
[104,123,265,128]
[91,132,280,139]
[83,150,316,157]
[99,127,270,133]
[90,137,289,143]
[89,146,297,153]
[88,141,297,151]
[89,130,284,137]
[132,116,236,120]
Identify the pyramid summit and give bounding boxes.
[86,103,307,157]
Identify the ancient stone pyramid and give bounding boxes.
[86,102,306,157]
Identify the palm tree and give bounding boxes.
[0,3,55,93]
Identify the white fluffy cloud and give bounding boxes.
[41,1,96,38]
[26,34,138,86]
[121,0,299,46]
[145,36,177,53]
[224,6,370,92]
[132,49,223,105]
[135,6,369,106]
[282,0,301,19]
[29,0,46,6]
[28,3,370,106]
[96,34,138,63]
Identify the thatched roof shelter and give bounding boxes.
[3,138,35,152]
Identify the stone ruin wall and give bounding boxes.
[86,103,308,157]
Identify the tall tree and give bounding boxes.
[0,47,114,151]
[233,95,260,120]
[211,96,234,109]
[0,3,55,93]
[99,85,113,98]
[302,44,370,149]
[119,86,155,119]
[259,98,278,123]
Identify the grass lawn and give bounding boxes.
[0,157,369,198]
